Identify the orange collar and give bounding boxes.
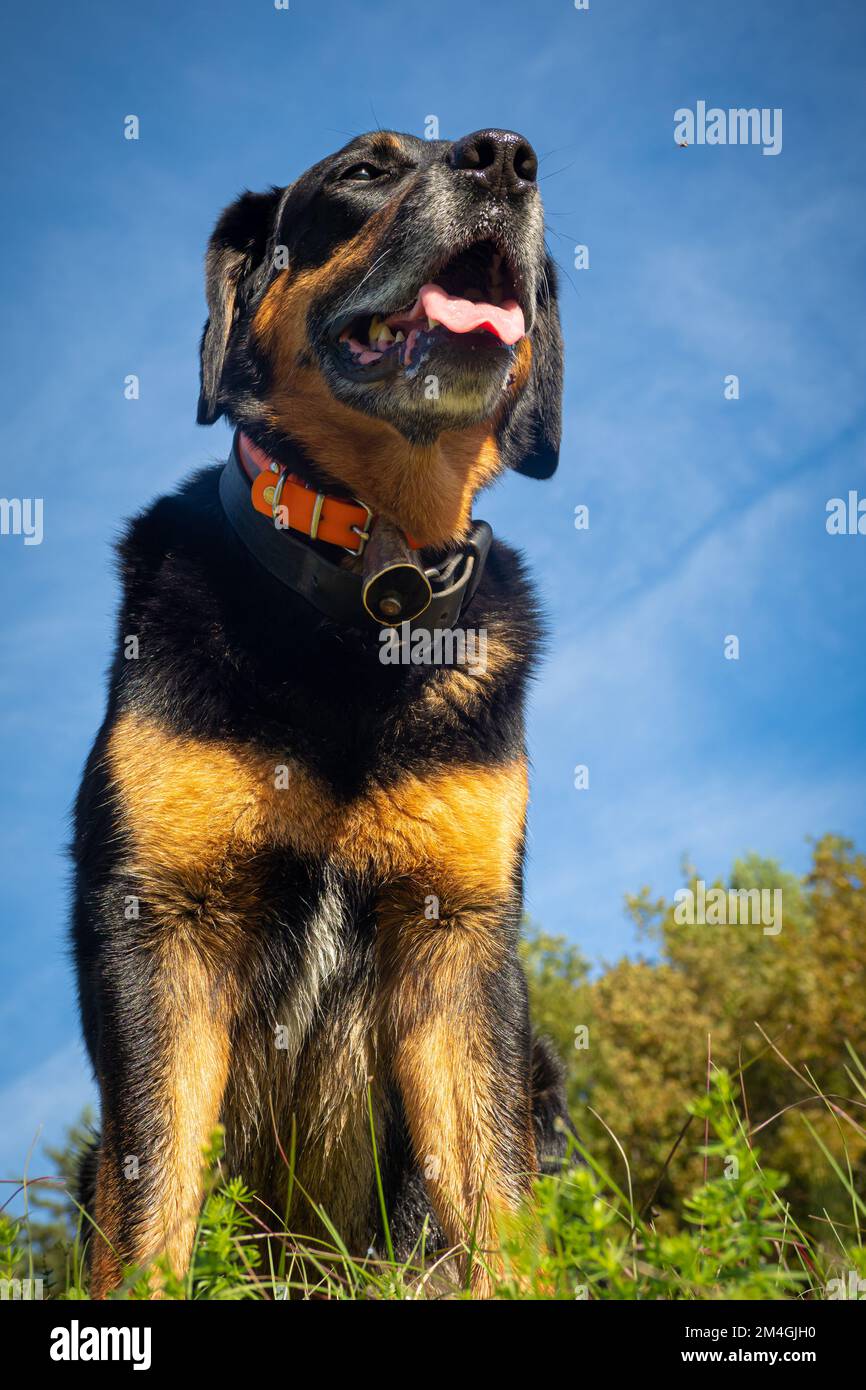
[237,432,378,555]
[222,434,494,627]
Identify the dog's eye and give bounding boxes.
[340,162,388,182]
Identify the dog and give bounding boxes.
[72,127,572,1298]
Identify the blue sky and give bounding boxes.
[1,0,865,1180]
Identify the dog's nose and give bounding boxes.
[448,129,538,196]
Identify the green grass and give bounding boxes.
[3,1065,864,1301]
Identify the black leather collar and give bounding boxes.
[218,434,492,630]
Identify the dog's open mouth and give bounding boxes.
[330,240,525,380]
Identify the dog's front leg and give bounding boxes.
[378,886,536,1297]
[90,939,234,1298]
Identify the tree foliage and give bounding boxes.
[522,834,866,1234]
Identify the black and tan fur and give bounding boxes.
[72,128,572,1297]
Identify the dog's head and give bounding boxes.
[198,128,562,545]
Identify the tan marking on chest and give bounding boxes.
[107,712,528,905]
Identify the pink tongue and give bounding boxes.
[417,283,525,345]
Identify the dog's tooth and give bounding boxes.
[368,314,385,345]
[426,317,438,330]
[394,330,405,343]
[376,324,395,345]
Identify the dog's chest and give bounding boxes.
[107,708,528,916]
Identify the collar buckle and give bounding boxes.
[343,502,373,557]
[271,468,336,547]
[270,466,290,525]
[271,461,371,554]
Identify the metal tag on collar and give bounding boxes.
[361,518,432,624]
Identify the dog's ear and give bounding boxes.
[197,188,282,425]
[511,255,563,479]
